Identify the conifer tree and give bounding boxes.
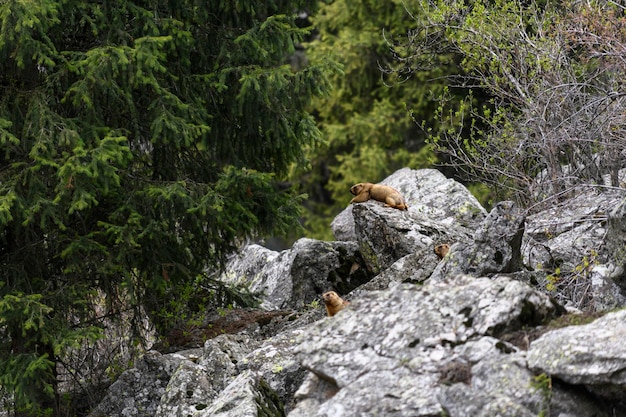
[0,1,331,414]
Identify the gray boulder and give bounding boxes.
[522,188,626,311]
[219,238,371,310]
[237,329,312,413]
[289,275,561,416]
[350,202,471,275]
[527,309,626,401]
[90,327,310,417]
[155,320,320,417]
[154,335,256,417]
[429,201,526,283]
[87,349,201,417]
[200,370,284,417]
[331,168,486,242]
[354,247,439,291]
[437,346,543,417]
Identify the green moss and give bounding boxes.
[358,241,380,275]
[255,379,285,417]
[530,373,552,417]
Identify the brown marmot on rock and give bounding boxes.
[350,182,408,211]
[322,291,350,317]
[434,243,450,259]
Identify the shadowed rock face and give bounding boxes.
[87,168,626,417]
[217,238,373,311]
[429,200,526,283]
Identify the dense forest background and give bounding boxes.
[1,0,625,415]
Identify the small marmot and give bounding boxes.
[350,182,408,211]
[434,243,450,259]
[322,291,350,317]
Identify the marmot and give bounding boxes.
[322,291,350,317]
[434,243,450,259]
[350,182,408,210]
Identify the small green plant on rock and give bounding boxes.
[530,373,552,417]
[307,299,320,310]
[542,250,600,311]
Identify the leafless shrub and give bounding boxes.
[396,0,626,209]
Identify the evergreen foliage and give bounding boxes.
[0,0,331,414]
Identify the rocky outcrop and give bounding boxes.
[528,309,626,401]
[429,200,525,283]
[218,238,371,310]
[522,188,626,311]
[87,168,626,417]
[331,168,486,242]
[290,274,561,417]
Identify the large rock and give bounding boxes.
[89,324,314,417]
[87,349,202,417]
[437,345,543,417]
[200,370,284,417]
[289,275,562,416]
[291,336,555,417]
[331,168,486,242]
[354,247,438,291]
[219,238,371,310]
[522,189,626,311]
[429,201,526,283]
[350,202,472,275]
[237,329,312,413]
[154,319,319,417]
[527,309,626,402]
[155,335,256,417]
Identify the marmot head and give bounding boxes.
[322,291,340,306]
[321,291,350,316]
[434,243,450,259]
[350,183,364,196]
